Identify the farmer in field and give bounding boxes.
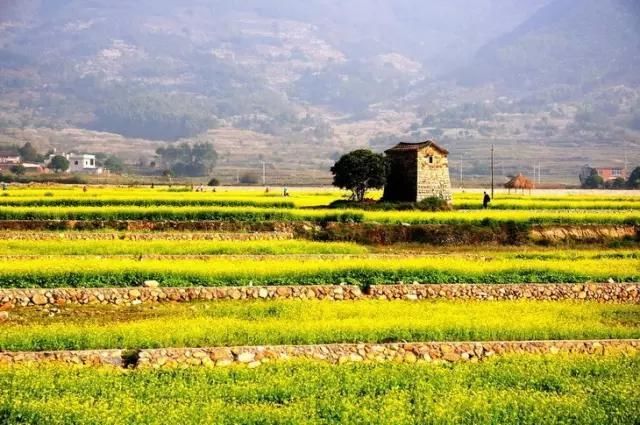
[482,191,491,209]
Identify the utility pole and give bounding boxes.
[490,144,495,198]
[261,161,266,186]
[537,163,541,186]
[624,142,629,176]
[459,159,463,190]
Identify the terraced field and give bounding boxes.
[0,185,638,424]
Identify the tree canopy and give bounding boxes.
[104,155,125,174]
[47,155,69,172]
[18,142,43,163]
[156,142,217,177]
[330,149,388,202]
[627,166,640,189]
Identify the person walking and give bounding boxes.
[482,191,491,209]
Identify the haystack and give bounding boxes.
[504,173,535,194]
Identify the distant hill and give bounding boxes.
[0,0,638,183]
[458,0,640,91]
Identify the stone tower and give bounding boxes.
[383,141,452,202]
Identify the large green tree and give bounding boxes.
[331,149,388,202]
[18,142,43,162]
[156,142,217,177]
[104,155,125,174]
[627,166,640,189]
[581,168,603,189]
[47,155,69,172]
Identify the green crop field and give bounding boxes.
[0,186,639,225]
[0,250,638,287]
[1,355,638,425]
[0,185,639,424]
[0,239,368,256]
[2,300,638,351]
[0,204,638,225]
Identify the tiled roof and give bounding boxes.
[385,140,449,155]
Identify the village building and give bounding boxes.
[579,164,626,183]
[0,151,21,165]
[21,163,47,173]
[47,153,103,174]
[383,140,452,202]
[67,153,97,173]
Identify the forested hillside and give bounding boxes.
[0,0,638,182]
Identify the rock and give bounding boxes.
[128,289,141,298]
[442,352,461,362]
[276,287,291,297]
[31,294,48,305]
[0,311,8,321]
[237,352,255,363]
[143,280,160,288]
[258,288,269,299]
[591,342,605,355]
[216,359,233,367]
[404,352,417,363]
[211,349,232,361]
[607,278,615,284]
[348,353,364,362]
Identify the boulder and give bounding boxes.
[31,294,48,306]
[143,280,160,288]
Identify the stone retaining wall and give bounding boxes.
[1,283,638,308]
[0,220,635,246]
[138,340,639,369]
[0,349,124,367]
[1,340,637,368]
[0,231,295,241]
[0,220,306,233]
[368,283,640,302]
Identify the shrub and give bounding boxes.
[208,178,220,187]
[9,164,25,176]
[416,197,451,211]
[239,172,260,185]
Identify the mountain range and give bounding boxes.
[0,0,638,183]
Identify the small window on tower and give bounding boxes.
[428,156,433,164]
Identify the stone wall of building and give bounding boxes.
[383,151,418,202]
[1,283,638,308]
[1,340,637,368]
[416,146,452,202]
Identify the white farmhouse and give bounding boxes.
[47,152,103,174]
[67,153,97,172]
